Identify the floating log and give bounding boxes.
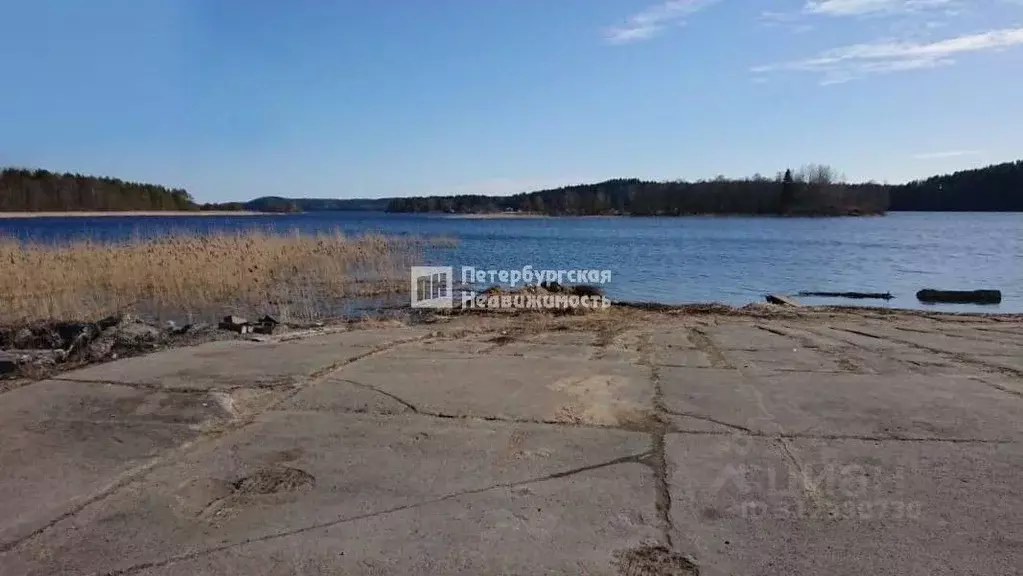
[916,289,1002,305]
[765,294,802,306]
[798,291,893,300]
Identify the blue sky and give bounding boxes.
[2,0,1022,201]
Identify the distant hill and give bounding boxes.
[890,160,1023,212]
[0,168,196,212]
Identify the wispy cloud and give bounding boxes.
[805,0,955,17]
[760,0,961,33]
[753,26,1023,84]
[604,0,721,45]
[913,149,983,159]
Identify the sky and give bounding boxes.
[1,0,1022,202]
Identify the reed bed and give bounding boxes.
[0,230,447,324]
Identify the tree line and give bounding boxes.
[0,168,196,212]
[2,160,1020,215]
[891,160,1023,211]
[387,165,890,216]
[387,161,1023,216]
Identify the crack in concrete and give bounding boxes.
[754,325,792,339]
[93,452,652,576]
[336,378,422,413]
[319,378,648,433]
[834,327,883,340]
[835,326,1023,385]
[759,323,873,375]
[687,328,732,369]
[637,332,676,551]
[0,335,433,556]
[48,376,293,394]
[693,328,831,513]
[661,409,752,434]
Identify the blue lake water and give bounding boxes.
[2,212,1020,313]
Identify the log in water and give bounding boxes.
[798,291,894,300]
[916,289,1002,305]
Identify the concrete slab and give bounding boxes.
[384,338,490,358]
[333,353,655,427]
[650,329,696,349]
[702,325,800,351]
[136,462,660,576]
[658,367,774,434]
[5,412,655,575]
[727,347,846,373]
[654,348,713,368]
[0,380,217,545]
[1,309,1020,575]
[280,374,416,414]
[749,372,1023,441]
[980,355,1023,374]
[846,324,1022,358]
[667,434,1023,576]
[488,342,601,360]
[59,328,425,390]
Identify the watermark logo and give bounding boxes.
[706,431,922,522]
[410,265,614,309]
[410,266,453,309]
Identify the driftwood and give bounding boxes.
[765,294,802,307]
[798,291,893,300]
[916,289,1002,305]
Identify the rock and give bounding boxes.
[219,315,250,333]
[570,284,604,298]
[84,321,161,362]
[541,281,566,293]
[765,294,802,306]
[86,335,116,362]
[0,350,64,375]
[0,351,21,375]
[916,289,1002,305]
[12,328,35,349]
[114,322,161,346]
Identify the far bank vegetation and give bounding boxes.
[387,164,890,216]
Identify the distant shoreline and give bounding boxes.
[441,212,549,219]
[0,211,271,218]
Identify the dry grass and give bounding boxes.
[0,230,446,324]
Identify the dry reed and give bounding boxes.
[0,230,445,324]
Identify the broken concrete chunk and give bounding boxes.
[765,294,802,307]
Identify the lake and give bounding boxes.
[1,212,1020,313]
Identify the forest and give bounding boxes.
[387,161,1023,216]
[387,165,890,216]
[0,168,196,212]
[890,160,1023,211]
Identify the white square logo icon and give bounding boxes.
[411,266,453,308]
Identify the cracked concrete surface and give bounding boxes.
[0,308,1021,575]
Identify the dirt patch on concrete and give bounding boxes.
[232,466,316,495]
[614,544,699,575]
[549,374,650,427]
